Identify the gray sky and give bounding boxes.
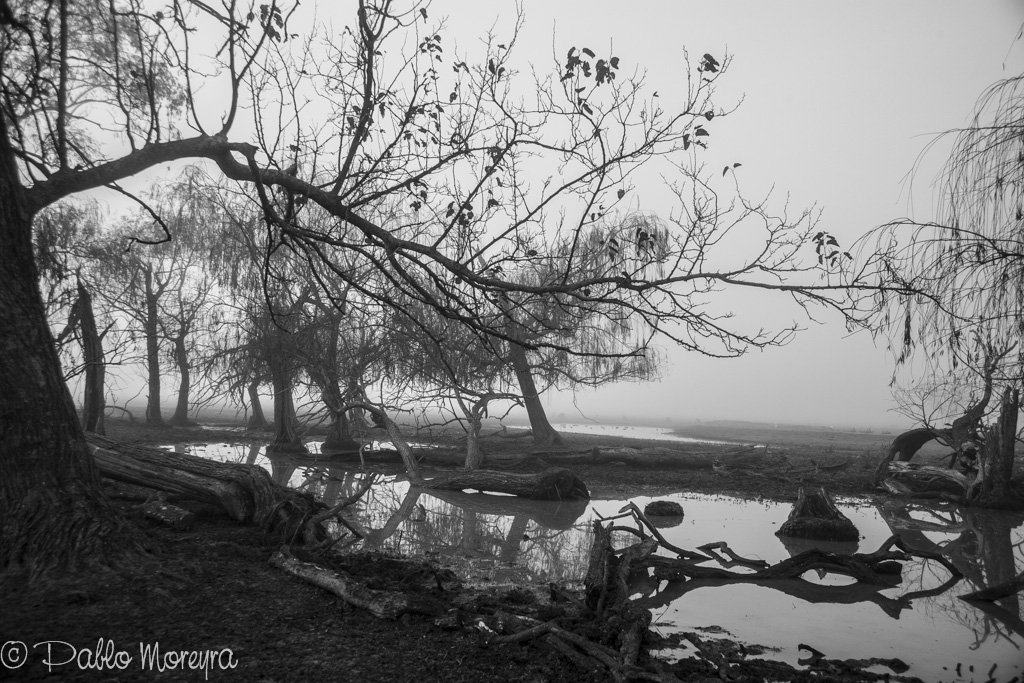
[439,0,1024,429]
[91,1,1024,429]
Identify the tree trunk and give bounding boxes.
[776,486,859,542]
[509,343,563,448]
[88,435,322,536]
[420,467,590,501]
[0,121,144,575]
[143,266,163,425]
[971,388,1020,509]
[77,281,105,436]
[269,369,306,452]
[168,331,192,426]
[319,380,360,452]
[246,380,268,429]
[464,412,483,470]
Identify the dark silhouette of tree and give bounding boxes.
[36,202,126,435]
[91,173,224,426]
[867,74,1024,507]
[0,0,871,573]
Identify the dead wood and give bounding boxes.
[776,487,859,542]
[697,542,769,569]
[645,548,894,585]
[587,444,761,469]
[959,569,1024,602]
[419,467,590,501]
[269,549,444,619]
[87,434,324,538]
[611,501,710,562]
[882,462,972,499]
[139,501,196,531]
[872,427,937,483]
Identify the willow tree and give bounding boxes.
[868,75,1024,508]
[90,172,226,426]
[1,0,868,574]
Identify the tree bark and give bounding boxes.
[268,367,306,453]
[168,331,192,426]
[464,411,483,470]
[776,486,859,542]
[77,281,105,435]
[88,435,321,535]
[269,550,444,619]
[420,467,590,501]
[0,118,144,575]
[970,387,1020,509]
[143,266,163,425]
[509,343,563,448]
[318,380,360,452]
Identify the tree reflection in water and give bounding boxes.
[261,455,594,584]
[879,499,1024,646]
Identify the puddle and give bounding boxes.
[172,441,1024,682]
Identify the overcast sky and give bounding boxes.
[435,0,1024,429]
[91,1,1024,430]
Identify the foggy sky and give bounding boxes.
[498,0,1024,429]
[88,1,1024,430]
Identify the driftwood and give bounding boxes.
[419,467,590,501]
[697,541,769,570]
[776,487,859,542]
[646,548,896,586]
[139,501,196,531]
[318,442,763,471]
[87,434,324,538]
[880,462,972,499]
[269,549,444,619]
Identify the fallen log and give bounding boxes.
[269,549,444,619]
[881,462,972,500]
[87,434,324,537]
[324,442,764,471]
[584,444,761,469]
[697,541,769,569]
[420,467,590,501]
[139,501,196,531]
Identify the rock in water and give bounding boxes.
[644,500,684,517]
[776,486,858,542]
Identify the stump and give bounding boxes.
[776,487,858,542]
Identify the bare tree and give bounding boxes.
[867,74,1024,507]
[0,0,868,573]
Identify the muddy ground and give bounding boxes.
[2,419,1020,682]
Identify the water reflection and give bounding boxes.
[175,442,1024,682]
[880,499,1024,644]
[349,484,593,585]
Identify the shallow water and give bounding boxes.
[515,422,741,445]
[174,441,1024,682]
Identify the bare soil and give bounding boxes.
[3,418,1019,682]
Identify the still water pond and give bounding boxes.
[176,441,1024,682]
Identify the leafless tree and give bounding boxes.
[866,74,1024,507]
[0,0,870,572]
